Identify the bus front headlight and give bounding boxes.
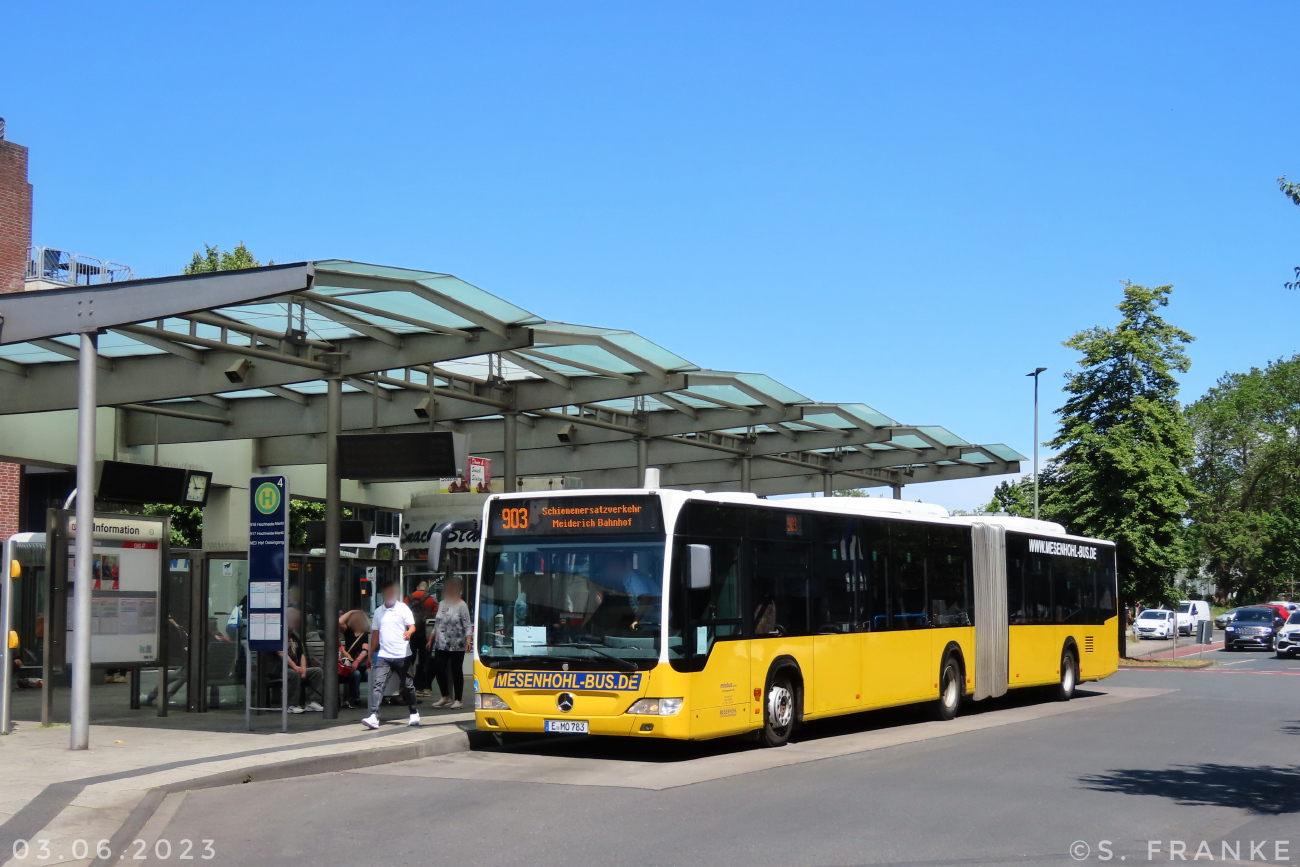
[627,698,683,716]
[476,694,510,711]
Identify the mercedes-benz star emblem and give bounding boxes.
[556,692,575,713]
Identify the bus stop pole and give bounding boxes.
[322,376,342,719]
[70,332,98,751]
[2,537,14,734]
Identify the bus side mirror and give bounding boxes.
[428,533,443,572]
[688,544,711,590]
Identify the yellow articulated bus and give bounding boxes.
[472,488,1118,746]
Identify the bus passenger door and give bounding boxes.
[678,537,751,734]
[810,520,860,714]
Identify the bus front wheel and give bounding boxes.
[934,656,962,721]
[1056,650,1077,702]
[760,671,797,748]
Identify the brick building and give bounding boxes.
[0,118,33,541]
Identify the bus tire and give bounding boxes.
[934,655,962,721]
[760,669,798,748]
[1056,649,1077,702]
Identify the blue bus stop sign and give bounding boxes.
[248,476,288,652]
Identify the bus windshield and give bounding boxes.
[478,538,666,670]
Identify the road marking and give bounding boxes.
[351,685,1172,791]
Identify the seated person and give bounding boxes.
[280,607,323,713]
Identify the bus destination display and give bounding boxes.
[488,496,663,537]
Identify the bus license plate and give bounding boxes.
[544,719,589,734]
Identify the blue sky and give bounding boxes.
[4,3,1298,511]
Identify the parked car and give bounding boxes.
[1176,600,1212,636]
[1267,600,1298,613]
[1276,612,1300,659]
[1214,607,1243,630]
[1224,606,1287,651]
[1135,608,1175,640]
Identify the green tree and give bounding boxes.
[288,499,352,551]
[1186,354,1300,601]
[184,242,267,274]
[982,475,1034,517]
[1258,494,1300,601]
[1279,177,1300,290]
[1042,282,1197,609]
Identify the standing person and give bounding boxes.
[406,581,438,697]
[363,582,419,729]
[428,577,472,709]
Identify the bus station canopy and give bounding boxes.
[0,260,1024,497]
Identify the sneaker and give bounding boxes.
[362,714,380,730]
[304,701,323,712]
[140,693,155,706]
[431,697,451,708]
[288,705,305,714]
[408,712,421,727]
[450,700,462,709]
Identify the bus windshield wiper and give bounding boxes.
[534,643,638,673]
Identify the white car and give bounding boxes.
[1176,600,1212,636]
[1276,612,1300,658]
[1135,608,1175,640]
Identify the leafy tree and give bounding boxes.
[1187,354,1300,601]
[184,242,267,274]
[1042,282,1197,610]
[1258,494,1300,601]
[1279,177,1300,291]
[288,499,352,551]
[982,475,1035,517]
[832,488,868,497]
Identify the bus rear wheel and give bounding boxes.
[933,656,962,721]
[1056,650,1077,702]
[760,671,797,748]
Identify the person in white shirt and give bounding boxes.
[362,582,419,729]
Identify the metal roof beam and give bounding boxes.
[0,263,314,344]
[1,327,532,415]
[297,290,473,341]
[29,339,114,371]
[299,297,404,348]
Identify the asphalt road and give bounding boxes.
[146,648,1300,866]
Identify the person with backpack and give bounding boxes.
[406,581,438,697]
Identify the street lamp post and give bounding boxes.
[1026,367,1047,520]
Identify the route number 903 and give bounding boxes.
[500,507,529,530]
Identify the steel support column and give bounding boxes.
[503,412,518,492]
[636,438,648,487]
[823,473,833,496]
[741,457,752,492]
[892,484,903,500]
[70,332,97,750]
[322,376,342,719]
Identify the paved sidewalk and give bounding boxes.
[0,713,473,867]
[1125,633,1223,659]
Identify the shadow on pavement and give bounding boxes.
[475,686,1097,764]
[1080,764,1300,814]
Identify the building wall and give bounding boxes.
[0,126,33,540]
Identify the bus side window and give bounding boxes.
[1025,551,1051,624]
[859,519,888,631]
[749,540,811,637]
[928,525,970,627]
[811,515,855,633]
[1006,535,1027,625]
[887,523,927,630]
